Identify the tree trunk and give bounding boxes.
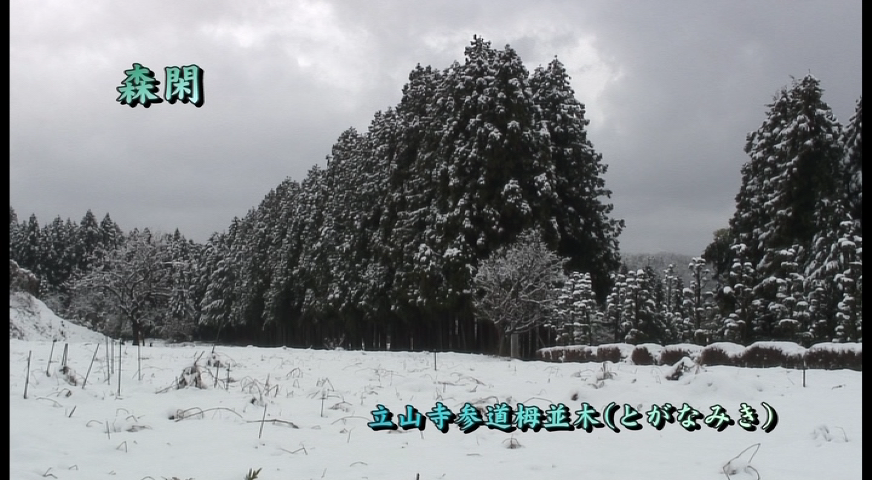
[131,318,141,346]
[510,333,520,359]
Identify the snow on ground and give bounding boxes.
[10,292,104,343]
[8,299,863,480]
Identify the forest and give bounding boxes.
[10,37,862,357]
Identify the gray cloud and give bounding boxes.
[10,0,862,256]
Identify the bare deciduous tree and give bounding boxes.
[473,230,567,356]
[68,232,174,344]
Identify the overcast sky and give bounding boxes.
[10,0,862,256]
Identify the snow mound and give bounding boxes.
[9,292,104,343]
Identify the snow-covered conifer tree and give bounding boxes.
[530,57,623,300]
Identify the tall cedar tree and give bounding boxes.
[726,75,843,340]
[840,97,862,224]
[530,58,623,301]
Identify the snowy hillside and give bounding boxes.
[9,337,862,479]
[9,292,105,343]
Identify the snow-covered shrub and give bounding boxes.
[177,364,205,389]
[323,334,346,350]
[9,259,39,296]
[206,351,237,369]
[741,343,804,368]
[536,345,596,363]
[804,344,862,371]
[659,345,699,366]
[664,356,697,381]
[175,355,206,389]
[698,345,737,367]
[58,365,79,386]
[629,345,655,365]
[536,347,561,362]
[596,346,621,363]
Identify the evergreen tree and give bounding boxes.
[9,207,20,257]
[199,231,236,337]
[386,64,446,325]
[100,213,124,250]
[530,58,623,300]
[552,271,600,345]
[758,246,811,344]
[225,208,273,336]
[40,216,76,294]
[76,209,103,271]
[435,38,549,317]
[9,210,21,258]
[703,228,733,282]
[622,268,657,344]
[840,97,862,225]
[794,93,861,342]
[14,214,43,281]
[806,215,862,342]
[318,124,390,337]
[730,75,842,267]
[719,244,757,344]
[661,264,685,340]
[160,229,199,341]
[682,257,716,344]
[294,166,331,334]
[722,75,843,342]
[262,178,302,337]
[604,270,628,343]
[833,225,862,342]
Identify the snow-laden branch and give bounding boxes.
[473,230,567,353]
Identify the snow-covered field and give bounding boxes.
[9,294,863,479]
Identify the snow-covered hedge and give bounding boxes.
[537,341,862,371]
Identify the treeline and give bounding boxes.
[705,78,862,345]
[8,210,201,342]
[10,37,623,352]
[190,36,626,352]
[9,40,861,353]
[551,77,862,348]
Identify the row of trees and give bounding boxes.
[9,43,861,352]
[471,76,861,352]
[705,77,862,345]
[477,236,719,351]
[11,37,624,352]
[188,37,626,352]
[561,77,861,348]
[9,210,201,343]
[9,208,123,293]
